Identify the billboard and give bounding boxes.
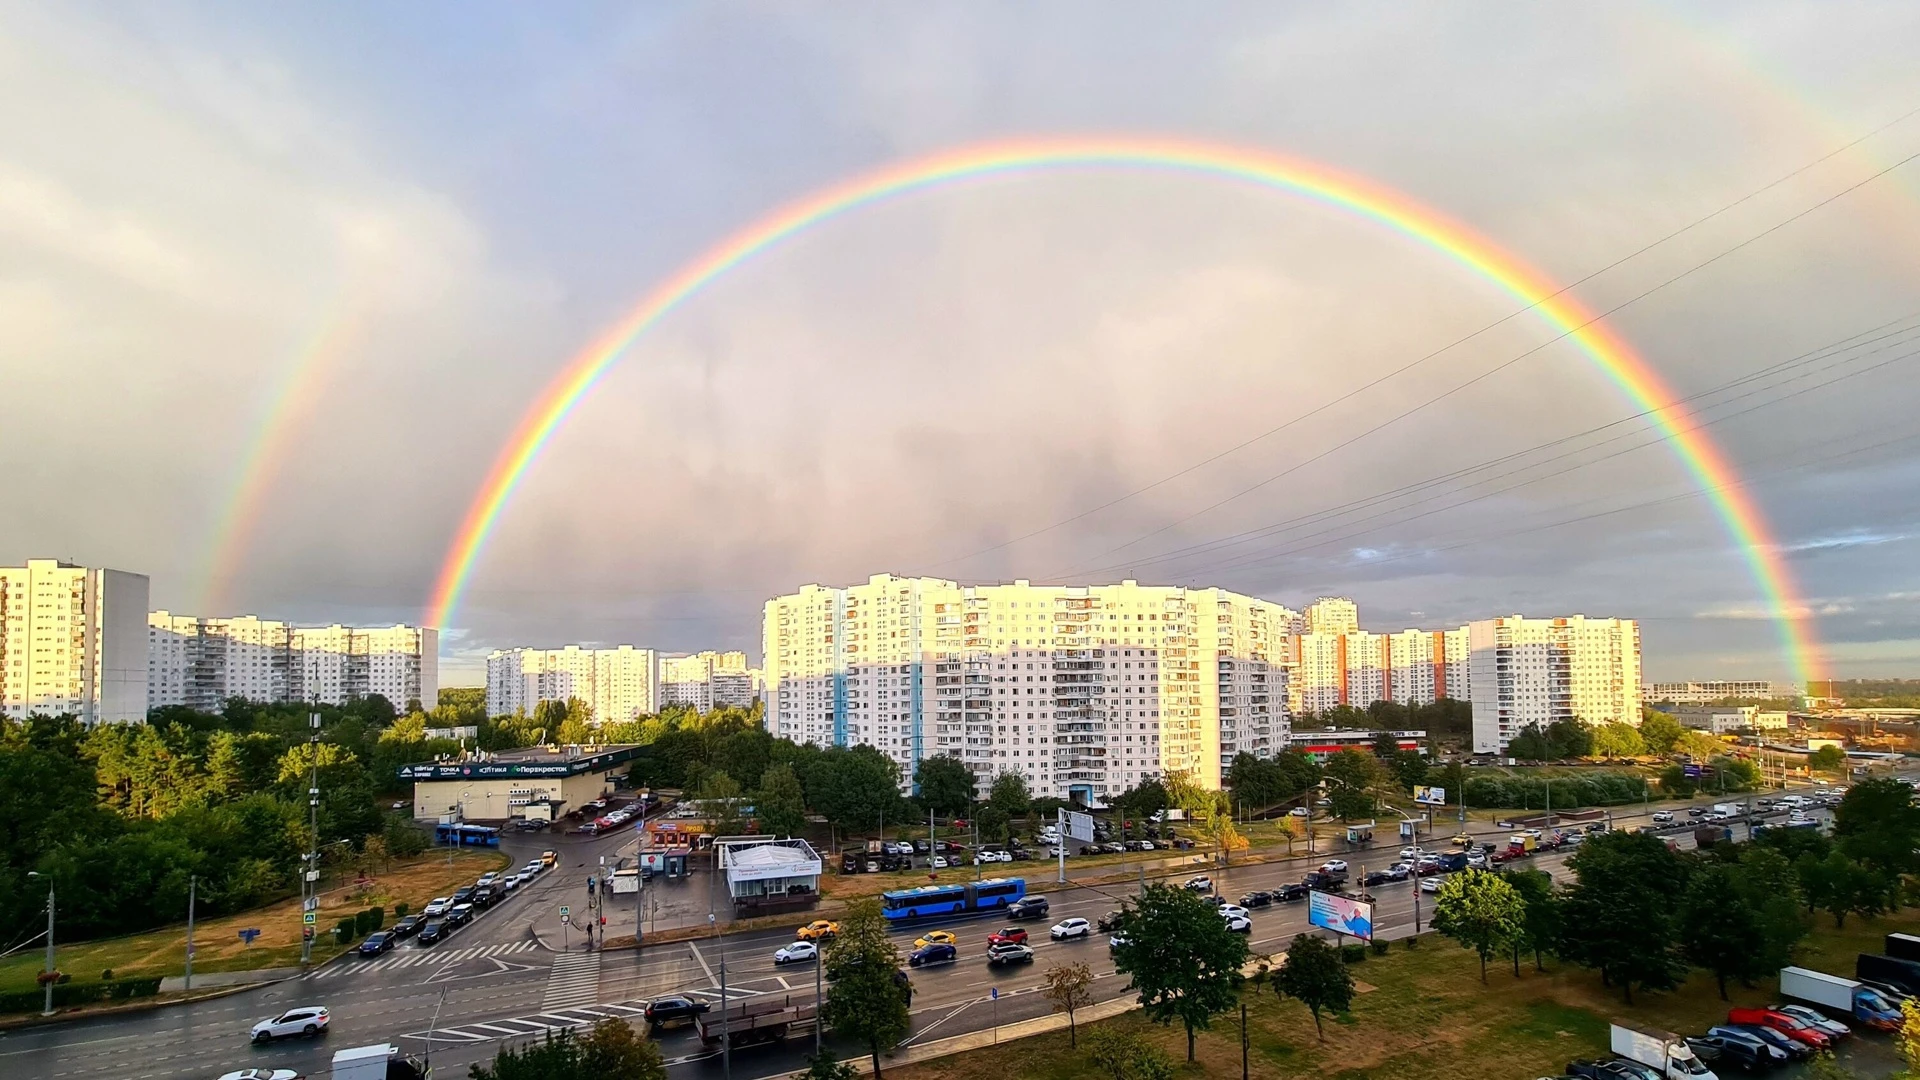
[1308,890,1374,941]
[1413,785,1447,806]
[1066,811,1096,843]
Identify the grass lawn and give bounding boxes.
[0,849,509,998]
[885,905,1920,1080]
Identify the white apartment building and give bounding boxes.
[762,575,1292,803]
[1305,597,1359,635]
[1288,612,1471,714]
[1469,614,1641,753]
[149,613,438,711]
[660,650,762,713]
[1644,680,1796,704]
[2,560,149,724]
[485,645,658,725]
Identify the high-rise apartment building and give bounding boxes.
[148,613,437,711]
[1469,614,1641,752]
[1288,606,1471,714]
[485,645,658,725]
[1643,680,1796,704]
[660,651,761,713]
[1305,597,1359,635]
[2,560,149,724]
[762,575,1292,803]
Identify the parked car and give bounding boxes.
[1700,1026,1791,1067]
[1727,1008,1833,1051]
[1686,1034,1775,1073]
[1564,1059,1658,1080]
[1009,896,1051,920]
[909,942,958,967]
[1772,1004,1850,1040]
[797,920,840,940]
[356,932,394,958]
[1050,918,1092,941]
[987,943,1035,967]
[913,930,958,950]
[931,855,950,869]
[1723,1023,1814,1061]
[987,927,1029,947]
[250,1006,330,1042]
[773,941,818,965]
[416,920,448,945]
[217,1070,300,1080]
[644,996,711,1029]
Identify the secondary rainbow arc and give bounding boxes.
[425,135,1821,689]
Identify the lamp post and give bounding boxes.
[184,875,197,991]
[27,871,53,1015]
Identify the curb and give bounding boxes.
[767,994,1142,1077]
[0,977,292,1031]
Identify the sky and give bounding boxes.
[5,1,1920,688]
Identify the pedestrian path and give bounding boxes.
[402,1000,648,1044]
[542,950,602,1009]
[309,940,540,979]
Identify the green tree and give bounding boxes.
[1225,752,1287,808]
[1328,786,1375,821]
[799,1052,860,1080]
[754,762,809,839]
[1041,961,1094,1048]
[1659,762,1698,799]
[695,771,748,836]
[1796,850,1886,928]
[1431,869,1526,982]
[1544,718,1594,758]
[1559,831,1689,1003]
[1271,933,1353,1041]
[1734,845,1810,975]
[1591,722,1646,758]
[1640,709,1685,754]
[808,746,904,836]
[1680,862,1767,999]
[383,815,427,859]
[988,771,1031,821]
[1809,745,1847,773]
[1322,747,1383,790]
[914,754,974,817]
[1834,777,1920,884]
[1506,724,1553,761]
[824,899,910,1077]
[1505,868,1560,973]
[1110,883,1248,1061]
[467,1019,663,1080]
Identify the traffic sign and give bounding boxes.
[301,912,317,925]
[559,905,571,917]
[561,914,570,925]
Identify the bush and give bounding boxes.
[1370,939,1390,956]
[100,969,114,981]
[393,902,410,918]
[1462,770,1649,809]
[1341,943,1368,963]
[335,916,358,942]
[354,907,385,936]
[0,976,162,1015]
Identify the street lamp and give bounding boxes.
[27,871,53,1016]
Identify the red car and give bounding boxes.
[1727,1008,1834,1051]
[987,927,1029,947]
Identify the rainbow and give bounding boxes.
[425,135,1822,688]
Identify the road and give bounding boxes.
[0,788,1843,1080]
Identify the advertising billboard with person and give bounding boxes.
[1308,890,1374,940]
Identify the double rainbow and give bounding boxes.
[424,135,1821,688]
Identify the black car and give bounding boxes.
[908,943,957,967]
[1362,871,1394,888]
[357,931,395,957]
[1706,1026,1790,1066]
[1096,910,1122,932]
[416,920,448,945]
[1240,891,1273,908]
[451,886,477,904]
[389,914,425,939]
[1273,883,1309,902]
[1301,871,1344,891]
[470,886,499,909]
[445,903,475,928]
[644,996,711,1029]
[1686,1034,1772,1073]
[912,839,931,854]
[1008,896,1050,920]
[1728,1024,1811,1061]
[1565,1060,1655,1080]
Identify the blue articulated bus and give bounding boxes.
[881,877,1026,922]
[435,823,501,847]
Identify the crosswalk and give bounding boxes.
[310,940,540,979]
[403,1000,649,1044]
[542,950,601,1009]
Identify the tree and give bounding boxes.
[1559,831,1689,1003]
[799,1052,860,1080]
[1327,786,1374,821]
[1544,718,1594,759]
[824,899,910,1077]
[1591,722,1646,758]
[1680,863,1768,999]
[1225,752,1287,809]
[755,763,808,839]
[1041,961,1094,1047]
[1796,850,1886,928]
[988,771,1031,821]
[1505,868,1560,973]
[914,755,974,818]
[383,815,427,859]
[1370,728,1403,762]
[808,746,904,836]
[1391,749,1429,792]
[1809,745,1847,773]
[1674,730,1724,761]
[1659,763,1698,799]
[1271,933,1353,1041]
[1322,747,1383,790]
[1734,845,1810,975]
[1431,869,1526,982]
[1834,777,1920,884]
[695,771,748,836]
[1640,709,1685,754]
[1506,724,1553,761]
[467,1019,664,1080]
[1110,883,1248,1061]
[1895,997,1920,1077]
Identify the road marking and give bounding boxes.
[686,941,716,983]
[542,951,602,1009]
[901,998,977,1047]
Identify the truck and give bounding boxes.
[1886,933,1920,963]
[330,1044,428,1080]
[1436,851,1469,872]
[1779,966,1905,1030]
[1693,825,1733,850]
[1856,952,1920,996]
[1507,834,1536,854]
[696,994,819,1049]
[1610,1022,1718,1080]
[1709,802,1741,821]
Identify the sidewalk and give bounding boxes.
[158,966,301,992]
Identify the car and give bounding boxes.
[470,886,498,909]
[1687,807,1709,819]
[1240,891,1273,908]
[987,942,1035,966]
[357,932,395,957]
[1652,811,1675,825]
[1362,871,1395,887]
[913,930,958,950]
[1524,828,1542,839]
[451,886,477,905]
[1383,864,1411,882]
[1320,860,1348,874]
[1108,932,1130,951]
[423,897,452,917]
[1420,877,1441,893]
[1051,918,1092,940]
[797,920,840,941]
[774,941,818,965]
[1564,1060,1656,1080]
[1009,896,1051,920]
[217,1070,301,1080]
[1096,910,1123,932]
[987,927,1029,947]
[501,873,522,891]
[1302,871,1344,890]
[930,855,950,869]
[1701,1026,1791,1067]
[450,903,478,927]
[1724,1023,1813,1061]
[1288,806,1309,817]
[1774,1003,1850,1039]
[1273,883,1309,902]
[1857,978,1914,1005]
[476,872,499,887]
[1450,833,1474,847]
[389,914,424,939]
[1184,876,1213,892]
[1223,914,1253,933]
[523,860,544,876]
[1728,1007,1833,1050]
[645,996,711,1028]
[250,1006,330,1042]
[909,942,958,967]
[416,920,448,945]
[1217,905,1250,920]
[1687,1034,1773,1073]
[1400,846,1427,860]
[541,850,558,868]
[1465,853,1489,870]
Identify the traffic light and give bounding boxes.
[301,927,314,941]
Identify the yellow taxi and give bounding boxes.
[1450,833,1474,848]
[913,929,958,950]
[540,850,558,868]
[796,920,840,941]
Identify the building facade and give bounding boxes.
[762,575,1292,803]
[1644,680,1797,704]
[149,613,437,711]
[660,650,762,713]
[2,560,149,724]
[1288,606,1472,715]
[1468,614,1641,753]
[485,645,658,725]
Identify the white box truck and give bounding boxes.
[330,1043,428,1080]
[1780,966,1856,1012]
[1710,803,1741,821]
[1611,1022,1716,1080]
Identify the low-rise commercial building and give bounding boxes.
[399,744,643,822]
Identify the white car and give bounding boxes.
[523,861,544,876]
[1288,806,1309,817]
[1050,918,1092,940]
[250,1006,329,1042]
[1420,877,1441,894]
[476,872,499,886]
[1399,846,1426,860]
[1223,915,1253,934]
[773,941,818,965]
[1217,905,1251,921]
[1184,876,1213,892]
[931,855,949,869]
[500,874,520,892]
[1320,860,1348,874]
[218,1071,300,1080]
[1108,932,1130,951]
[423,898,452,917]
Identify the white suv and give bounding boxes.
[1050,918,1092,940]
[250,1006,329,1042]
[423,897,452,917]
